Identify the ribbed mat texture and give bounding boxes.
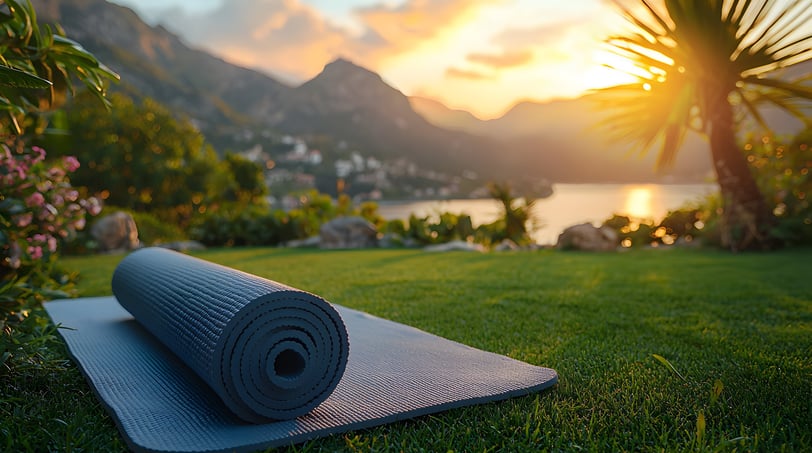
[45,248,558,452]
[111,248,348,422]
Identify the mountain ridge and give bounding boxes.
[29,0,753,185]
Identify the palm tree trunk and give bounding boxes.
[708,100,776,251]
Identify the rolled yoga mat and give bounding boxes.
[45,247,558,452]
[111,247,349,423]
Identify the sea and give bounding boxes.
[376,183,717,245]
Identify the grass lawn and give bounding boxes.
[3,247,811,451]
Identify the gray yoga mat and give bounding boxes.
[45,248,558,452]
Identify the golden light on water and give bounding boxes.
[623,185,655,219]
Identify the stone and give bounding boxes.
[286,236,321,248]
[556,223,619,252]
[493,239,520,251]
[319,216,378,249]
[423,240,486,253]
[91,211,140,252]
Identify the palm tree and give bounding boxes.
[487,182,537,245]
[598,0,812,250]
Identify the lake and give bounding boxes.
[376,183,717,245]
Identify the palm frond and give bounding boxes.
[596,0,812,170]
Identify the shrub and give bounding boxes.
[1,141,99,372]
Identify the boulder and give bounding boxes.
[286,235,321,248]
[493,239,520,251]
[91,211,140,252]
[556,223,619,252]
[319,216,378,249]
[424,240,486,253]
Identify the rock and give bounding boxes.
[157,240,206,252]
[423,240,486,253]
[493,239,520,251]
[91,211,140,252]
[319,216,378,249]
[556,223,619,252]
[286,236,321,248]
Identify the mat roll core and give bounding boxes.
[111,247,349,423]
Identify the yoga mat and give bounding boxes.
[111,247,348,423]
[45,248,558,452]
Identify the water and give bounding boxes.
[376,183,717,245]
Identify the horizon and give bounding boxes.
[108,0,635,120]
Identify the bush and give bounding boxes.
[1,141,98,372]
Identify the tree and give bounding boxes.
[598,0,812,250]
[54,92,225,227]
[487,181,536,245]
[223,152,268,203]
[0,0,118,134]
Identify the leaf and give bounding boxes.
[710,379,724,405]
[696,410,706,444]
[0,65,52,88]
[652,353,687,381]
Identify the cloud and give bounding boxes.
[157,0,357,82]
[356,0,494,47]
[153,0,496,83]
[445,67,493,80]
[493,19,587,49]
[466,50,534,69]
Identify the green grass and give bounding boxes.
[3,247,811,451]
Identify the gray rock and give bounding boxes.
[556,223,619,252]
[91,211,140,253]
[423,240,486,253]
[319,216,378,249]
[286,236,321,248]
[493,239,520,251]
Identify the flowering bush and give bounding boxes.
[1,139,101,372]
[1,139,101,283]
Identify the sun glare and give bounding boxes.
[623,185,655,219]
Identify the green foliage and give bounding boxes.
[190,204,281,247]
[48,92,227,228]
[688,130,812,248]
[1,141,95,375]
[603,209,704,248]
[486,181,536,245]
[747,131,812,245]
[0,0,118,134]
[189,191,387,247]
[0,0,115,379]
[222,152,267,203]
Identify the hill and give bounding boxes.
[35,0,798,187]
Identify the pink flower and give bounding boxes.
[52,194,65,207]
[73,217,86,230]
[47,235,58,253]
[27,245,43,260]
[65,189,79,202]
[32,146,46,163]
[14,212,33,228]
[47,166,66,179]
[26,192,45,207]
[31,233,48,243]
[83,197,102,216]
[63,156,80,172]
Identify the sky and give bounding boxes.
[108,0,636,119]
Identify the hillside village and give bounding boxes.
[235,133,489,205]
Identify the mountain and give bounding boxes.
[268,59,501,173]
[32,0,773,186]
[33,0,504,178]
